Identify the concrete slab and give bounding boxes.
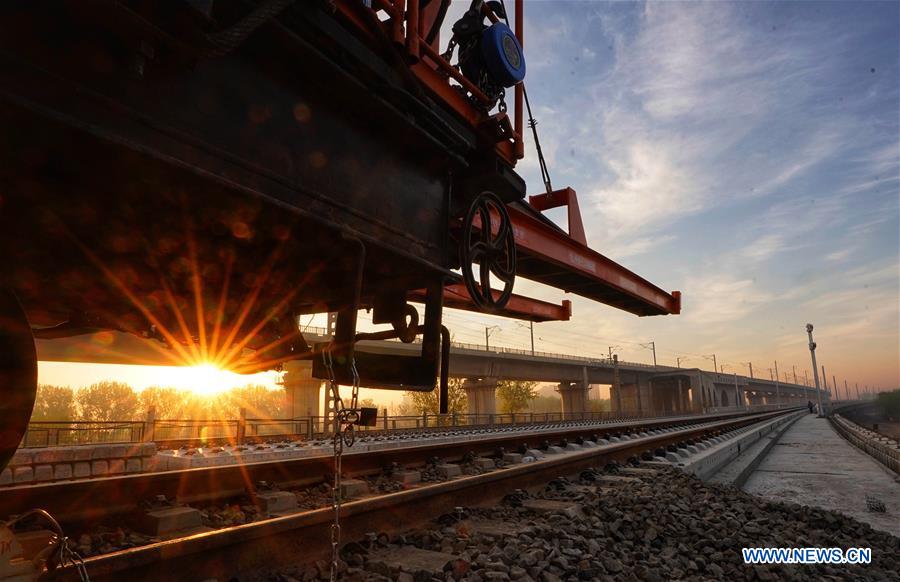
[140,506,202,536]
[256,491,299,515]
[391,470,422,485]
[502,453,523,464]
[340,478,370,498]
[472,458,495,471]
[469,520,519,538]
[436,464,462,478]
[743,414,900,537]
[369,546,456,574]
[521,499,582,519]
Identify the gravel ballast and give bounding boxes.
[269,464,899,582]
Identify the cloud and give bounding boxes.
[681,274,773,324]
[741,234,788,262]
[825,249,852,262]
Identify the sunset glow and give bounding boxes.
[36,360,279,395]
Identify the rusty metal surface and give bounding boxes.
[508,202,681,316]
[41,410,791,582]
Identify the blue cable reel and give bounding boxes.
[480,21,526,88]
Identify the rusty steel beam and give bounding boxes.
[507,204,681,317]
[408,283,571,322]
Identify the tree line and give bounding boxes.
[30,382,285,423]
[30,378,612,423]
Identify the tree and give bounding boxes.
[497,380,538,413]
[31,384,76,421]
[76,381,140,421]
[526,395,562,414]
[395,378,468,415]
[589,398,611,413]
[358,398,378,410]
[213,384,285,419]
[139,386,190,419]
[877,389,900,420]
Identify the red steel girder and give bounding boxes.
[408,283,571,322]
[507,204,681,317]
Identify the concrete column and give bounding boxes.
[463,378,498,422]
[282,360,322,419]
[558,382,589,417]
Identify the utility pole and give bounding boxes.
[612,354,621,412]
[528,321,534,356]
[792,365,797,385]
[822,365,832,408]
[806,324,824,417]
[703,354,718,376]
[855,383,860,400]
[485,325,500,350]
[744,362,754,379]
[641,341,657,366]
[608,345,620,361]
[804,370,809,387]
[844,379,849,401]
[774,360,781,408]
[677,357,682,368]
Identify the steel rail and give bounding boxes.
[6,410,784,527]
[35,409,799,581]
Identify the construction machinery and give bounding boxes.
[0,0,681,476]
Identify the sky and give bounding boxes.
[38,1,899,399]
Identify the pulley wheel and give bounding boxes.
[0,289,37,472]
[459,192,516,312]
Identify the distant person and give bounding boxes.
[807,400,814,414]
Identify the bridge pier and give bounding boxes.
[615,376,651,414]
[282,360,322,419]
[558,382,589,417]
[463,378,498,422]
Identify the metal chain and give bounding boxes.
[324,347,362,581]
[330,423,343,581]
[321,348,342,581]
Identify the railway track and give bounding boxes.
[19,408,798,581]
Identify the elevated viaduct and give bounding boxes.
[35,329,828,420]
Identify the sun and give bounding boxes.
[178,363,243,396]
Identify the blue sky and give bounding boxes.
[38,1,899,398]
[436,0,899,390]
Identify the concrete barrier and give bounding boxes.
[0,442,157,487]
[831,414,900,475]
[676,411,805,482]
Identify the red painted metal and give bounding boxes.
[528,187,587,246]
[408,283,571,322]
[336,0,523,165]
[507,204,681,316]
[406,0,419,59]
